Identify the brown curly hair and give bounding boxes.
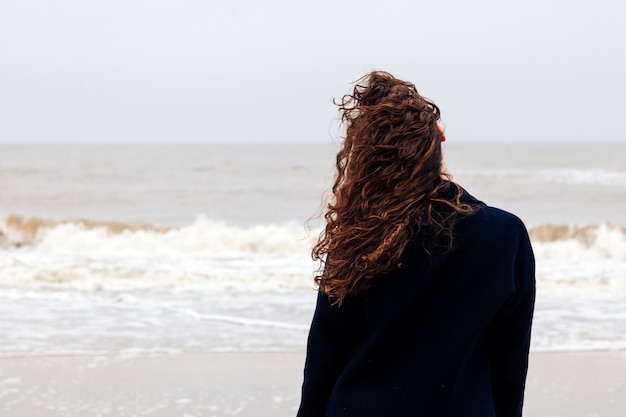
[313,71,476,304]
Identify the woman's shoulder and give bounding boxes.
[480,206,528,236]
[454,187,529,242]
[476,204,526,228]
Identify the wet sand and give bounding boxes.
[1,351,625,416]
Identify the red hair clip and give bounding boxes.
[436,124,446,142]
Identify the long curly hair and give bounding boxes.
[313,71,476,304]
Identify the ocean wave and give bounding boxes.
[3,215,625,255]
[536,169,626,186]
[0,215,314,257]
[455,168,626,186]
[0,215,317,291]
[1,215,625,294]
[167,307,310,330]
[2,216,626,354]
[529,222,626,261]
[529,222,626,243]
[0,215,168,248]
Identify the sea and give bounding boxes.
[1,142,625,357]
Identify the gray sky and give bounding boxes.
[1,0,625,144]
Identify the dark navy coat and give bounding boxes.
[297,189,535,417]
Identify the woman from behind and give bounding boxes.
[297,71,535,417]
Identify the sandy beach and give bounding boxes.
[1,350,625,416]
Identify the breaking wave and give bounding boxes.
[2,215,626,353]
[0,215,313,256]
[2,215,625,260]
[0,215,625,294]
[529,222,626,261]
[0,215,317,291]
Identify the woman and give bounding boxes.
[297,71,535,417]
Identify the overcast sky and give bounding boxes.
[1,0,625,144]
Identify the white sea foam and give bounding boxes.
[1,215,313,256]
[169,308,310,330]
[2,215,626,354]
[455,168,626,186]
[0,216,318,291]
[2,216,626,295]
[530,223,626,297]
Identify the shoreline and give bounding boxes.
[1,350,625,416]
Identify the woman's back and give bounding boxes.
[298,187,535,417]
[297,72,535,417]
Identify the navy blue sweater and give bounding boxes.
[297,189,535,417]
